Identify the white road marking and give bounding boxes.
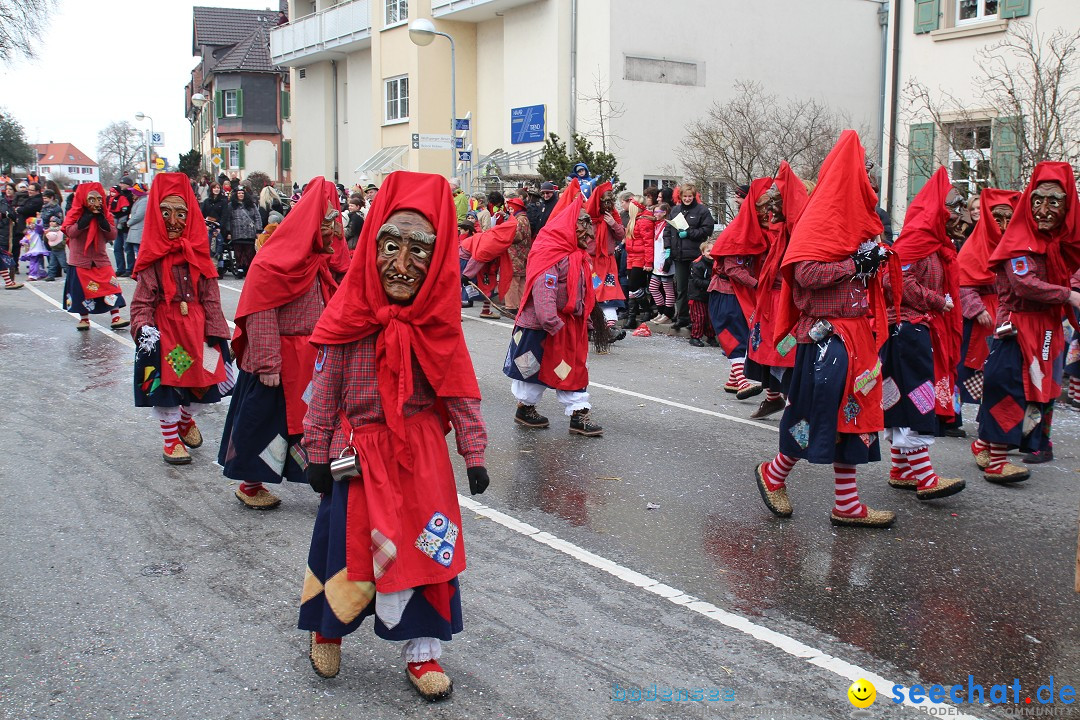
[21,286,981,718]
[461,313,779,432]
[24,283,136,349]
[458,493,987,720]
[219,283,242,293]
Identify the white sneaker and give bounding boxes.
[654,315,674,325]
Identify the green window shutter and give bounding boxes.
[907,122,936,203]
[214,90,223,119]
[282,140,291,171]
[992,116,1023,190]
[236,89,244,118]
[913,0,940,33]
[238,140,245,170]
[1000,0,1030,18]
[281,89,291,119]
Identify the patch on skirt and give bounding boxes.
[963,371,984,402]
[415,512,459,568]
[989,395,1024,433]
[843,395,861,423]
[882,377,901,410]
[513,350,540,379]
[1028,358,1045,391]
[370,528,398,580]
[859,433,876,448]
[749,322,762,351]
[788,419,811,450]
[1021,404,1042,437]
[165,344,195,379]
[934,377,952,409]
[908,380,936,415]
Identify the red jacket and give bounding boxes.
[625,201,656,269]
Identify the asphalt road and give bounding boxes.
[1,274,1078,720]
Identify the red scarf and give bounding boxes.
[586,180,615,256]
[62,182,115,254]
[310,171,481,442]
[549,178,581,218]
[775,130,895,349]
[131,173,218,303]
[957,188,1022,286]
[518,195,593,320]
[989,161,1080,289]
[232,176,341,365]
[892,166,961,419]
[711,177,773,258]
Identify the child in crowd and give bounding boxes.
[20,217,50,280]
[44,215,67,282]
[648,203,675,323]
[687,240,718,347]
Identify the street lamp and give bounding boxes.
[134,112,155,182]
[409,18,457,180]
[191,93,217,176]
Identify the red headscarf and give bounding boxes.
[549,177,581,218]
[775,130,895,345]
[586,179,615,253]
[232,176,341,365]
[131,173,217,303]
[711,177,773,258]
[753,162,810,328]
[989,161,1080,288]
[957,188,1021,286]
[61,182,114,254]
[517,196,593,320]
[310,171,481,441]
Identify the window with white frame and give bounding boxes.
[385,0,407,26]
[68,166,79,173]
[228,141,241,169]
[642,176,678,191]
[957,0,998,25]
[224,90,239,117]
[384,75,408,123]
[40,166,50,174]
[947,121,992,196]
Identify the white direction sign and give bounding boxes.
[416,133,453,150]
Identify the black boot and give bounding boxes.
[569,409,603,437]
[624,298,640,330]
[515,403,550,428]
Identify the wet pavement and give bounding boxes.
[1,275,1078,720]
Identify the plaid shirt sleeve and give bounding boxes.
[959,286,987,319]
[723,255,758,288]
[444,397,487,468]
[899,256,946,317]
[302,343,345,464]
[791,259,869,341]
[242,308,281,375]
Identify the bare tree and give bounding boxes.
[577,69,626,154]
[903,21,1080,192]
[97,121,145,187]
[0,0,54,63]
[678,80,852,221]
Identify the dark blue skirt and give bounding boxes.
[880,323,938,434]
[977,337,1053,452]
[504,325,547,385]
[778,338,881,465]
[218,369,306,484]
[707,291,748,358]
[957,318,985,405]
[298,479,463,641]
[133,335,230,408]
[744,358,791,392]
[64,268,126,315]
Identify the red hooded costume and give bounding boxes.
[130,173,228,389]
[711,177,774,323]
[461,215,515,300]
[585,181,625,303]
[956,188,1021,370]
[987,161,1080,403]
[515,197,595,390]
[748,163,810,368]
[232,177,342,433]
[775,130,899,434]
[61,182,122,299]
[890,166,962,420]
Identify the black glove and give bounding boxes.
[307,462,333,495]
[95,214,111,232]
[851,247,883,276]
[467,466,490,495]
[461,274,472,287]
[77,211,93,229]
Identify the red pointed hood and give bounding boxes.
[892,166,954,264]
[957,188,1021,286]
[711,177,773,257]
[61,182,114,254]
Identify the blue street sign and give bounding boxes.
[455,118,470,131]
[510,104,545,144]
[455,137,465,149]
[458,151,472,162]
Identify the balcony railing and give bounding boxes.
[270,0,371,66]
[431,0,537,21]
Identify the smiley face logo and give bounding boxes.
[848,678,876,708]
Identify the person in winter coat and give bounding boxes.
[663,183,715,330]
[687,242,718,347]
[228,185,264,276]
[623,195,657,329]
[567,162,598,200]
[124,183,149,258]
[200,182,230,235]
[258,185,285,226]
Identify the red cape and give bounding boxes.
[232,176,341,366]
[549,177,581,219]
[989,161,1080,288]
[710,177,773,258]
[461,219,515,298]
[774,130,895,348]
[61,182,114,254]
[309,171,481,441]
[892,166,961,419]
[131,173,217,301]
[957,188,1021,286]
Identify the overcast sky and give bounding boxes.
[0,0,277,168]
